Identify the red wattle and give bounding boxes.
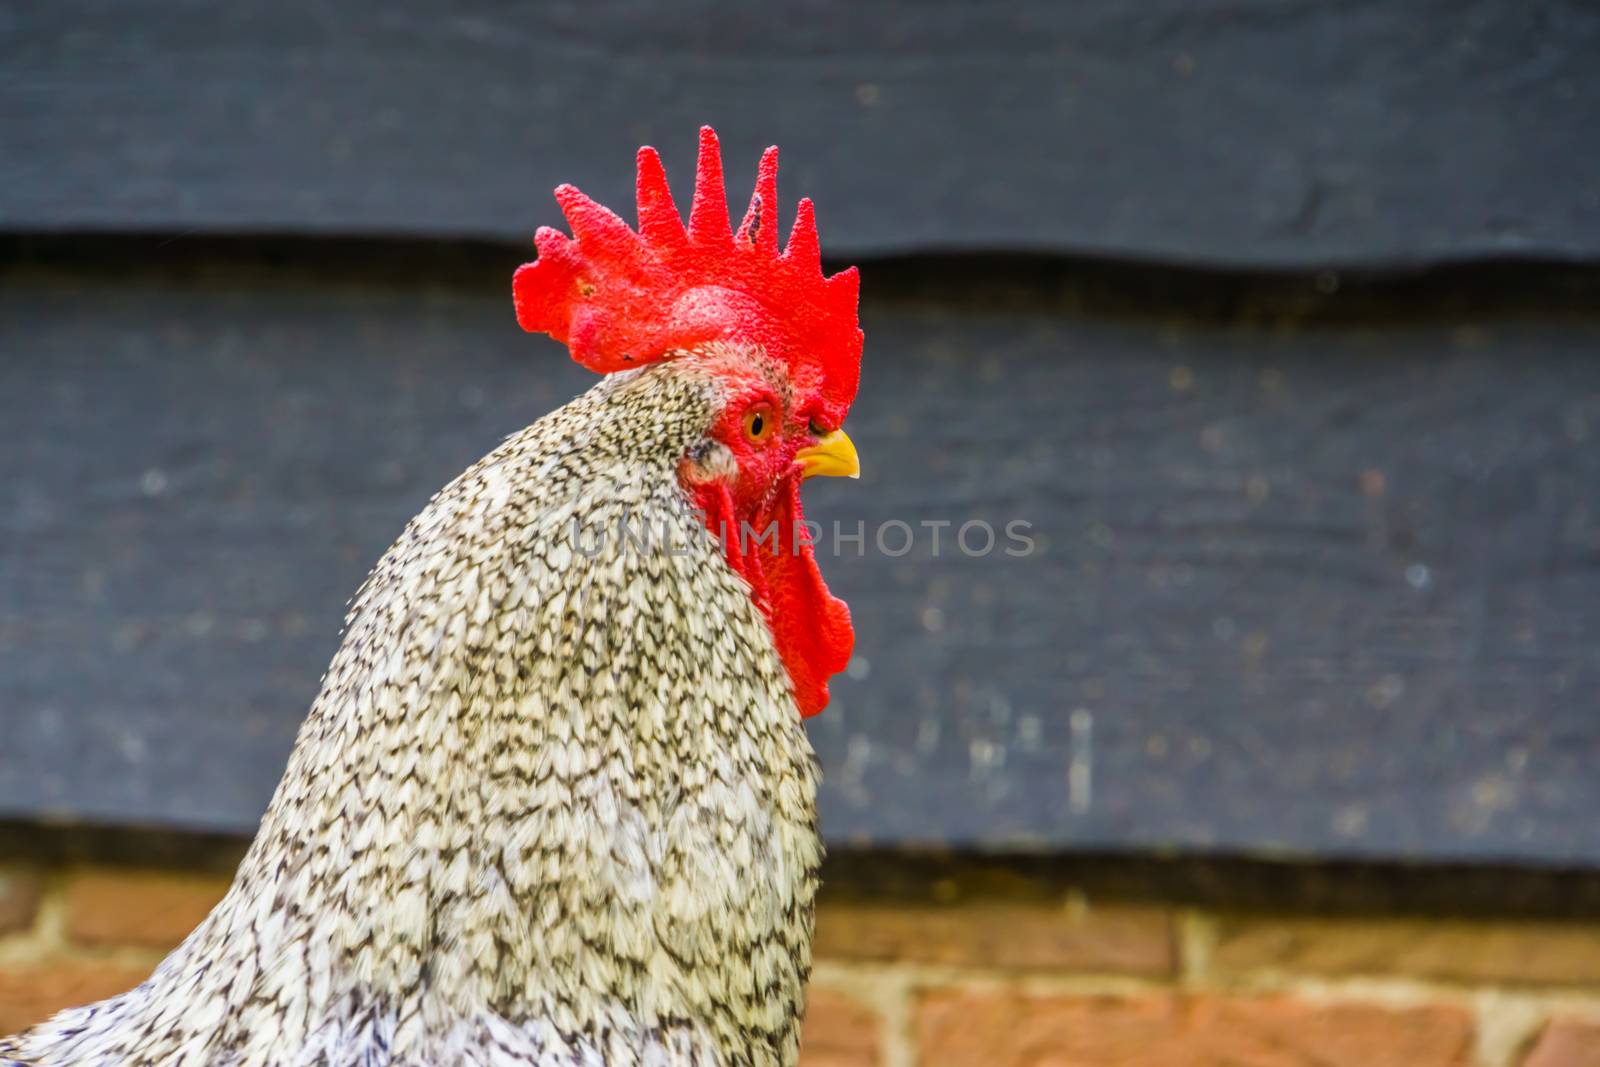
[757,477,854,717]
[688,476,853,718]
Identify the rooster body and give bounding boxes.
[4,354,821,1066]
[3,129,861,1066]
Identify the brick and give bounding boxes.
[0,963,152,1034]
[916,991,1473,1067]
[1523,1019,1600,1067]
[0,867,44,936]
[65,868,230,950]
[813,902,1173,976]
[1213,916,1600,986]
[800,987,881,1067]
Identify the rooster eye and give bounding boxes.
[743,404,777,445]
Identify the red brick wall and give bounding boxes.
[3,862,1600,1066]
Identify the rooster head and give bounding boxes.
[513,127,863,718]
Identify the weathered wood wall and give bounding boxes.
[3,246,1598,863]
[4,1,1599,264]
[3,1,1599,865]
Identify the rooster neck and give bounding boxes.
[12,366,822,1067]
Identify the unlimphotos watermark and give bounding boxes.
[566,511,1037,559]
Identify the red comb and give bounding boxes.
[513,127,862,415]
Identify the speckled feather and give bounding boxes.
[1,347,823,1066]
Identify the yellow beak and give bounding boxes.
[796,429,861,480]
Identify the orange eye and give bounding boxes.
[743,404,777,444]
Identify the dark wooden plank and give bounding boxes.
[4,0,1600,266]
[14,818,1600,919]
[2,255,1599,864]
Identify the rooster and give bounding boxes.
[1,127,863,1067]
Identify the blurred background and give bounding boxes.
[4,2,1600,1063]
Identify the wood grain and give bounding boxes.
[3,0,1598,266]
[2,255,1598,863]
